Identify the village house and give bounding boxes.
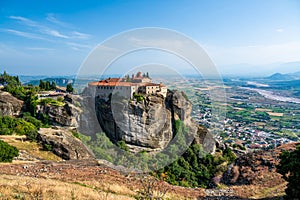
[88,72,167,99]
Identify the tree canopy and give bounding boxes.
[277,145,300,199]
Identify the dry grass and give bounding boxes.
[0,135,61,161]
[0,174,134,200]
[0,174,191,200]
[231,183,286,199]
[72,180,136,197]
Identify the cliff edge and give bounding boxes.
[84,89,216,153]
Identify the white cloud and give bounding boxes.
[8,15,91,40]
[9,16,39,27]
[276,28,284,32]
[46,30,69,38]
[46,13,70,27]
[2,29,48,40]
[26,47,55,51]
[71,31,91,39]
[66,42,92,50]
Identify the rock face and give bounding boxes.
[93,89,215,153]
[36,95,82,127]
[0,91,24,116]
[38,128,94,160]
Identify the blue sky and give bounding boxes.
[0,0,300,76]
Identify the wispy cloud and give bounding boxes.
[46,30,69,38]
[66,42,92,49]
[46,13,70,27]
[26,47,55,51]
[2,29,48,40]
[71,31,91,39]
[8,15,91,41]
[9,16,39,27]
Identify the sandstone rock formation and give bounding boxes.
[38,128,94,160]
[0,91,24,116]
[90,89,215,153]
[36,97,82,127]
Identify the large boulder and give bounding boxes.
[38,128,94,160]
[0,91,24,116]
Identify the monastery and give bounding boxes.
[88,72,167,99]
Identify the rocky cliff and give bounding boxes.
[36,95,82,127]
[90,89,215,153]
[0,91,24,116]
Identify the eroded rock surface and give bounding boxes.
[92,89,215,153]
[0,91,24,116]
[38,128,94,160]
[36,96,82,127]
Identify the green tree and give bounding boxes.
[45,81,51,90]
[39,80,45,90]
[277,145,300,199]
[51,81,57,90]
[0,140,19,162]
[66,83,74,93]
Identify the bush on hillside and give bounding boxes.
[0,116,39,141]
[0,140,19,162]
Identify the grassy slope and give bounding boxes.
[0,135,290,199]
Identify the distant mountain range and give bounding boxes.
[266,71,300,81]
[26,77,74,86]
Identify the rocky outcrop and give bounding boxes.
[36,96,82,127]
[38,128,94,160]
[0,91,24,116]
[95,94,173,152]
[92,89,215,153]
[221,142,300,186]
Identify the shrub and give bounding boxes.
[117,140,129,151]
[43,143,53,151]
[22,115,42,129]
[38,98,65,107]
[277,145,300,199]
[133,93,144,102]
[0,140,19,162]
[0,116,37,136]
[72,131,80,139]
[26,129,39,142]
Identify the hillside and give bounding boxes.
[0,72,295,199]
[0,135,296,199]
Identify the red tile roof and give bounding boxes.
[88,77,166,87]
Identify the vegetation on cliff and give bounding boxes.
[277,145,300,199]
[156,120,236,188]
[79,119,236,188]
